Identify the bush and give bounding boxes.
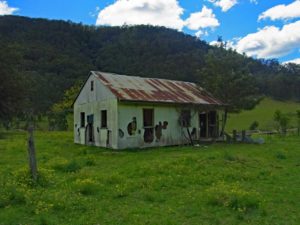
[249,121,259,130]
[274,110,290,135]
[48,111,68,131]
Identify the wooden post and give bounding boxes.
[28,126,38,182]
[233,130,237,142]
[220,109,228,137]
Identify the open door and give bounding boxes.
[143,109,154,143]
[199,112,207,138]
[199,111,218,139]
[87,114,94,143]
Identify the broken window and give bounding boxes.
[80,112,85,127]
[91,80,94,91]
[127,117,137,135]
[87,114,94,142]
[179,110,191,127]
[143,109,154,143]
[101,110,107,128]
[199,112,207,138]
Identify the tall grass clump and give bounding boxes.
[206,182,263,214]
[52,159,81,173]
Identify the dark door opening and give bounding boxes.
[143,109,154,143]
[199,113,207,138]
[87,114,94,143]
[199,111,218,139]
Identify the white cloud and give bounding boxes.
[283,58,300,64]
[234,20,300,58]
[96,0,184,30]
[0,1,18,15]
[209,39,236,49]
[209,0,238,12]
[259,0,300,21]
[185,6,220,30]
[195,30,208,38]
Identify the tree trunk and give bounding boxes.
[220,109,228,137]
[28,126,38,182]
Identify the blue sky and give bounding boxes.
[2,0,300,63]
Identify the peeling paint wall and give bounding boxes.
[74,74,119,149]
[117,103,202,149]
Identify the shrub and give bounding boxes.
[274,110,290,135]
[249,121,259,130]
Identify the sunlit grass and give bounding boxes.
[0,131,299,224]
[227,98,300,131]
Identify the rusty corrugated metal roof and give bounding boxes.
[93,71,224,106]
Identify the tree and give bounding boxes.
[197,48,261,112]
[49,82,82,130]
[274,110,290,135]
[0,45,25,127]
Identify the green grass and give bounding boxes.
[0,131,300,225]
[227,98,300,131]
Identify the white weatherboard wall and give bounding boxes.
[117,103,200,149]
[74,74,118,149]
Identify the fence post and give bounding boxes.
[28,126,38,182]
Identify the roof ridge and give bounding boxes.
[92,71,195,84]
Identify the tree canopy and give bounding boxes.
[0,15,299,120]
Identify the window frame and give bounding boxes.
[101,110,107,128]
[143,108,154,128]
[80,112,85,128]
[91,80,94,91]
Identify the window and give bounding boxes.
[101,110,107,128]
[80,112,85,127]
[143,109,154,127]
[179,110,191,127]
[143,109,154,143]
[91,80,94,91]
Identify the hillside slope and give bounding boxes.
[227,98,300,131]
[1,16,300,113]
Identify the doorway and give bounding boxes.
[143,109,154,143]
[199,112,207,138]
[87,114,94,143]
[199,111,218,138]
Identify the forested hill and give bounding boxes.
[1,15,300,114]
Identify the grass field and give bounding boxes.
[227,98,300,132]
[0,131,299,225]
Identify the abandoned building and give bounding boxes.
[73,71,226,149]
